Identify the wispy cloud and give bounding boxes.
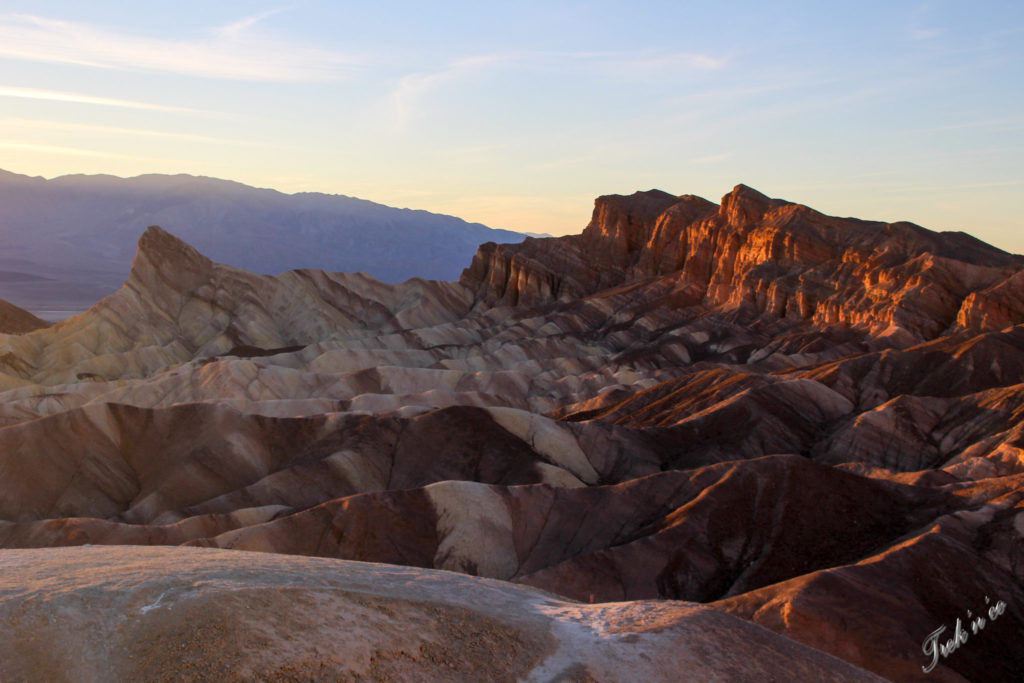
[386,49,726,129]
[599,50,727,79]
[0,140,158,161]
[215,7,290,38]
[671,81,818,103]
[883,180,1024,193]
[443,142,516,166]
[0,118,273,147]
[533,154,606,170]
[388,55,510,129]
[915,117,1024,133]
[691,153,732,164]
[909,27,944,41]
[0,12,361,81]
[0,85,198,112]
[906,2,946,41]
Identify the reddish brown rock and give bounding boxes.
[0,403,635,525]
[462,184,1024,340]
[957,269,1024,331]
[0,454,962,611]
[714,504,1024,682]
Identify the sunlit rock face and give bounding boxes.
[2,186,1023,681]
[462,184,1024,340]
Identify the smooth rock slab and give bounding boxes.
[0,545,884,682]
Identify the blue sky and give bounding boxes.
[0,1,1021,249]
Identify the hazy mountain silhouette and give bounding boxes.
[0,169,526,319]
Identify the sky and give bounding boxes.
[0,1,1022,250]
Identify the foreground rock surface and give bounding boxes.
[0,546,883,682]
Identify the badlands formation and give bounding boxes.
[1,184,1023,681]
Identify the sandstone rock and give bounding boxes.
[461,185,1024,340]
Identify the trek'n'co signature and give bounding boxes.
[922,595,1007,674]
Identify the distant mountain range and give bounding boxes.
[0,169,527,319]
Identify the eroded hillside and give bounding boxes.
[2,185,1022,681]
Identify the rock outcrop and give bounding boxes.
[0,226,473,386]
[461,184,1024,340]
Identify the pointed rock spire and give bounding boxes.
[127,225,214,295]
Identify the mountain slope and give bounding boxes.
[0,297,49,334]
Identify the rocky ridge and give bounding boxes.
[462,184,1024,340]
